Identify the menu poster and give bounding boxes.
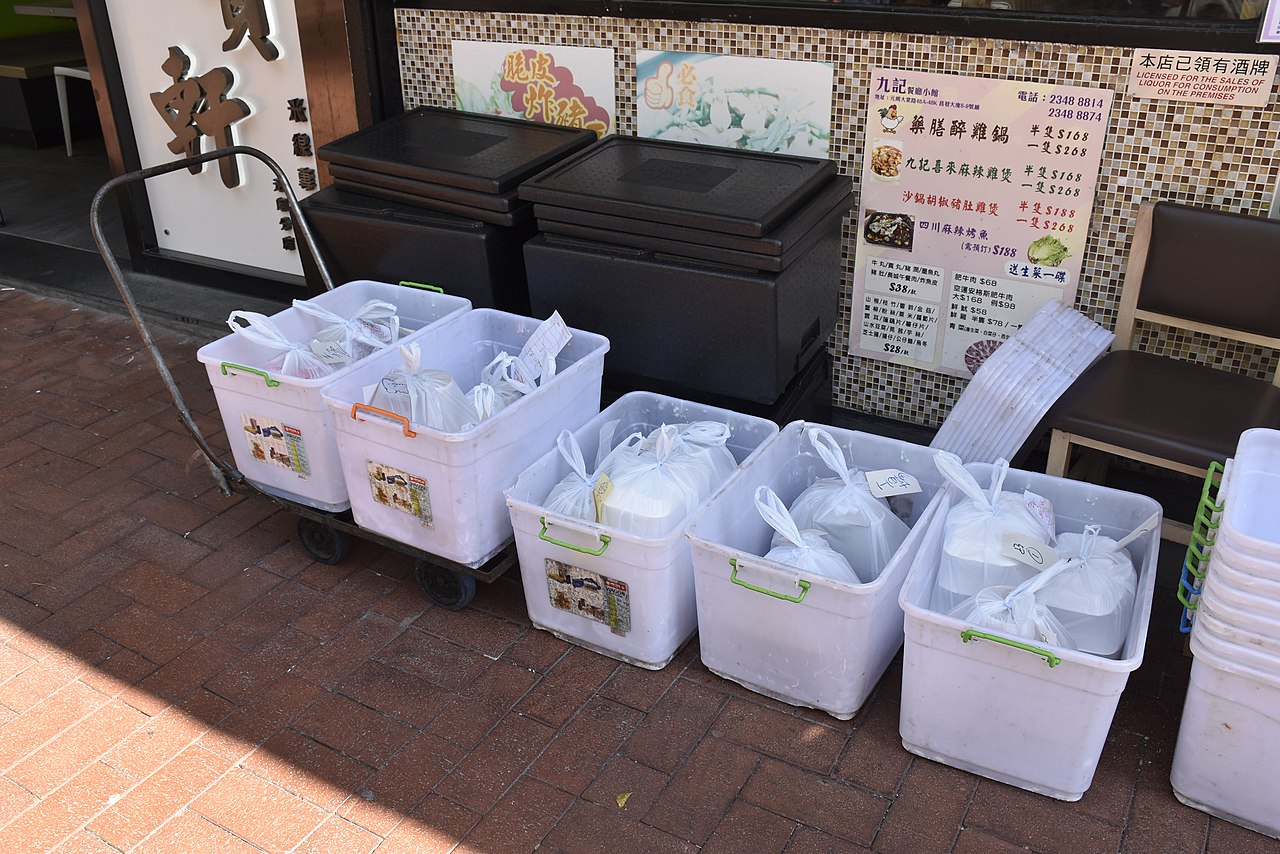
[851,68,1113,379]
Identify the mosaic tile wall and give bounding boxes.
[396,9,1280,427]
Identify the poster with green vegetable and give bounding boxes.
[452,41,615,136]
[636,51,833,158]
[850,68,1112,378]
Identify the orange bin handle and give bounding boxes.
[350,403,416,438]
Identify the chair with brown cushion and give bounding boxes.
[1044,200,1280,543]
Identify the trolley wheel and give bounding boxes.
[297,516,351,565]
[416,561,476,611]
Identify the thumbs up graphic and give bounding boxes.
[643,61,675,110]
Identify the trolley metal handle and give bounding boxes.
[89,146,335,496]
[351,403,417,438]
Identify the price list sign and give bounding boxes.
[851,68,1112,378]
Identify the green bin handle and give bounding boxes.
[729,558,810,603]
[1200,460,1225,514]
[399,280,444,293]
[220,362,280,388]
[960,629,1061,668]
[1177,578,1201,611]
[538,516,611,556]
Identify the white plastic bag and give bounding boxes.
[543,430,598,522]
[640,422,738,498]
[948,559,1078,650]
[225,311,335,380]
[598,425,708,538]
[368,342,475,432]
[292,298,400,366]
[787,428,911,584]
[930,452,1051,614]
[478,351,539,410]
[756,486,861,584]
[1037,526,1137,658]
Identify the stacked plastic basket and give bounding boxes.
[1172,428,1280,840]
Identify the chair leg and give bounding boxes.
[55,71,73,157]
[1046,430,1071,477]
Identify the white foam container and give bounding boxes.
[898,463,1162,801]
[685,422,946,719]
[321,309,608,566]
[196,281,471,511]
[505,392,778,669]
[1171,635,1280,840]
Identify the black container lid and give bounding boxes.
[328,163,521,213]
[318,106,598,195]
[518,136,837,237]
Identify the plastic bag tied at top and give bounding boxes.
[1037,525,1137,658]
[756,486,861,585]
[369,342,475,432]
[226,311,335,380]
[948,554,1078,650]
[597,425,711,538]
[291,298,400,366]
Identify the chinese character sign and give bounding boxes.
[149,46,250,188]
[452,41,615,136]
[635,51,833,158]
[1128,50,1275,107]
[850,68,1112,378]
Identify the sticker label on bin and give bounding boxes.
[241,413,309,478]
[546,559,631,636]
[367,460,432,528]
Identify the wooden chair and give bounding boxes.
[1044,200,1280,543]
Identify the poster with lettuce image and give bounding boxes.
[636,51,833,158]
[452,40,615,136]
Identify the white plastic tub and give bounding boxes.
[197,280,471,511]
[505,392,778,669]
[1217,428,1280,560]
[322,309,608,566]
[685,422,945,719]
[898,464,1162,801]
[1171,640,1280,840]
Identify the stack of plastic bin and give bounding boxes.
[685,421,946,719]
[1172,428,1280,840]
[320,309,609,567]
[196,280,471,511]
[505,392,778,669]
[898,463,1161,801]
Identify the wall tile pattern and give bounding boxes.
[396,10,1280,426]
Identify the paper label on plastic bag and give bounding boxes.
[865,469,922,499]
[1023,490,1057,544]
[513,311,572,385]
[592,472,614,523]
[311,338,352,365]
[546,559,631,636]
[367,460,432,528]
[1001,532,1059,570]
[379,377,408,397]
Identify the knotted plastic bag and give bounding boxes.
[368,342,475,432]
[226,311,335,380]
[639,422,738,498]
[948,556,1078,650]
[930,452,1051,614]
[756,486,861,584]
[787,428,910,584]
[292,298,400,366]
[598,425,708,538]
[1037,525,1137,658]
[477,351,541,411]
[544,430,644,522]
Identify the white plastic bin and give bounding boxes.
[685,422,946,719]
[321,309,609,566]
[505,392,778,669]
[197,280,471,511]
[1217,428,1280,560]
[898,463,1161,801]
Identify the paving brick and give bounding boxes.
[204,674,321,759]
[30,586,134,650]
[952,826,1033,854]
[712,698,848,774]
[0,543,63,596]
[8,699,149,796]
[599,643,698,712]
[292,570,397,639]
[184,490,283,548]
[871,760,974,854]
[121,636,242,716]
[109,560,208,615]
[1206,818,1278,853]
[297,816,381,854]
[426,694,510,752]
[0,642,37,684]
[965,779,1124,854]
[242,729,374,811]
[0,761,133,852]
[338,730,461,837]
[212,579,324,650]
[51,829,121,853]
[414,604,524,658]
[581,755,671,817]
[645,736,760,845]
[703,799,798,854]
[544,799,699,854]
[292,691,416,768]
[88,746,229,850]
[255,539,320,580]
[8,474,83,516]
[1074,727,1144,827]
[377,628,491,693]
[374,794,479,854]
[336,659,452,728]
[191,767,327,852]
[0,774,38,827]
[502,627,571,674]
[79,420,169,468]
[136,809,260,853]
[96,603,203,665]
[0,649,89,713]
[24,419,103,457]
[204,625,319,705]
[517,646,620,728]
[103,690,236,781]
[784,826,872,853]
[461,775,576,854]
[531,697,644,795]
[292,613,403,688]
[129,490,218,536]
[370,581,431,624]
[740,758,888,847]
[58,478,153,530]
[622,678,726,773]
[294,559,362,592]
[832,696,911,798]
[117,522,212,572]
[0,505,78,555]
[177,566,283,635]
[436,712,556,812]
[0,679,107,770]
[24,546,137,614]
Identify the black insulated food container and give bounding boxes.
[519,136,852,404]
[301,106,597,307]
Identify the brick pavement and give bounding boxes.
[0,285,1276,853]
